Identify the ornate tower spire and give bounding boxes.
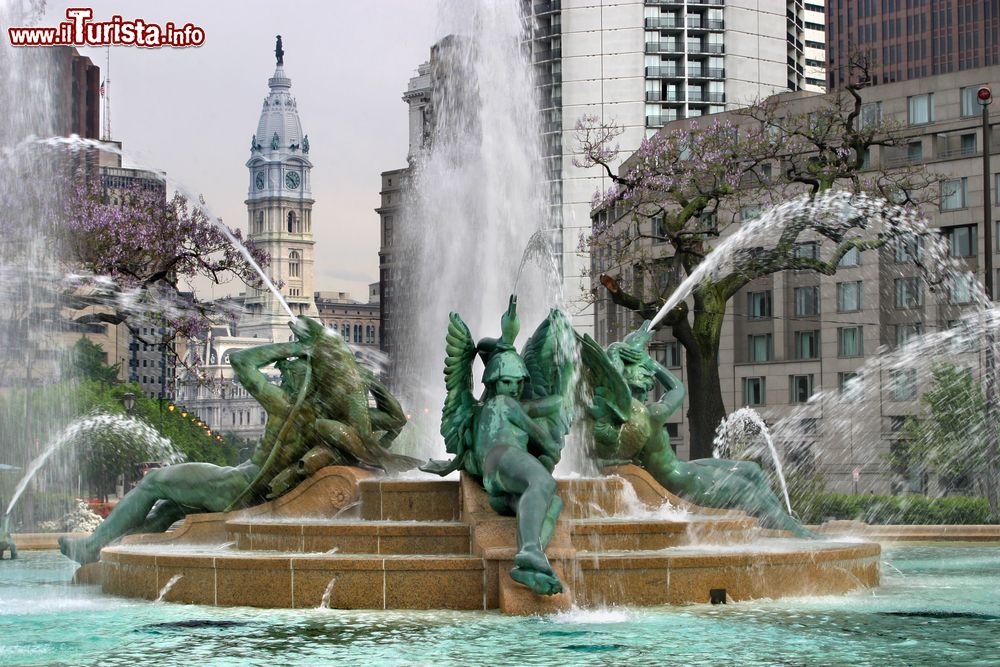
[242,38,317,341]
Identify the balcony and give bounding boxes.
[646,91,684,102]
[645,66,683,78]
[533,0,560,14]
[690,0,725,5]
[687,66,725,78]
[686,18,724,29]
[534,48,562,63]
[688,91,725,103]
[644,16,682,29]
[541,120,562,133]
[536,72,561,86]
[688,43,725,54]
[645,41,684,54]
[646,114,682,128]
[536,24,560,38]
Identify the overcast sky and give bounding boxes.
[41,1,438,301]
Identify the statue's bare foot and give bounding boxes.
[511,547,563,596]
[510,566,563,596]
[59,535,100,565]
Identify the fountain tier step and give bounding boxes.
[358,476,630,522]
[571,516,756,551]
[227,519,472,555]
[93,465,880,613]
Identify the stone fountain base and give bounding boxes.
[84,465,879,614]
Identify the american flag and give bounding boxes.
[100,80,105,97]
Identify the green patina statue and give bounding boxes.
[422,296,575,596]
[0,516,17,560]
[60,316,418,564]
[579,321,815,538]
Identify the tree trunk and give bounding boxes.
[680,287,728,460]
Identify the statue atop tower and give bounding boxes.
[275,35,284,66]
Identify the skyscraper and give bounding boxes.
[525,0,826,335]
[826,0,1000,89]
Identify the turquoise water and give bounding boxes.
[0,544,998,666]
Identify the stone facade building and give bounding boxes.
[593,64,1000,493]
[827,0,1000,89]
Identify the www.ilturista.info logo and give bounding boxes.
[7,8,205,48]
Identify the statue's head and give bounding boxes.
[275,356,308,396]
[289,316,326,345]
[483,350,529,398]
[608,322,657,400]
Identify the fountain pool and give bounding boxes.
[1,544,997,666]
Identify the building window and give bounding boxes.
[907,93,934,124]
[894,277,924,308]
[740,205,761,222]
[793,242,819,260]
[907,141,923,163]
[742,377,765,406]
[836,281,862,312]
[747,290,772,319]
[894,233,922,263]
[943,224,975,257]
[961,85,982,117]
[950,271,976,305]
[288,251,301,278]
[663,341,682,368]
[748,334,772,362]
[838,246,860,267]
[794,286,820,316]
[795,330,820,359]
[940,178,968,211]
[790,374,814,403]
[838,371,861,400]
[896,322,923,348]
[287,211,297,233]
[837,326,863,357]
[890,368,918,401]
[859,101,882,127]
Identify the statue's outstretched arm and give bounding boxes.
[649,359,685,419]
[230,341,304,411]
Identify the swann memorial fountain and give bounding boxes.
[61,298,879,614]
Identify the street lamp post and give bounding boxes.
[121,391,136,415]
[979,85,1000,521]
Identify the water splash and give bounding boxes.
[155,574,183,602]
[5,414,182,516]
[714,408,792,514]
[390,0,558,461]
[318,577,337,609]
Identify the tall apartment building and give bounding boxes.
[593,65,1000,493]
[524,0,827,336]
[827,0,1000,89]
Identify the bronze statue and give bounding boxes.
[275,35,284,66]
[60,316,417,564]
[422,296,575,595]
[579,321,816,538]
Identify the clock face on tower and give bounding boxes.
[255,172,265,190]
[285,171,301,189]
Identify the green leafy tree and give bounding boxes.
[62,337,121,384]
[900,364,988,495]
